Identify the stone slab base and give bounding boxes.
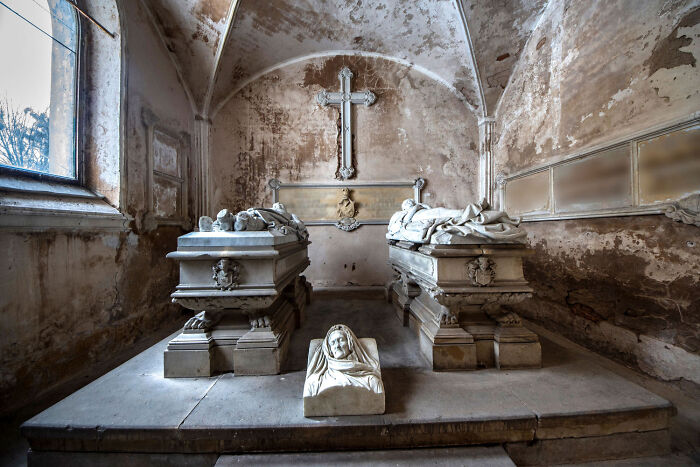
[494,326,542,370]
[233,346,285,376]
[164,284,305,377]
[23,299,675,464]
[28,451,218,467]
[420,329,476,370]
[211,345,235,373]
[217,446,516,466]
[163,350,211,378]
[495,341,542,370]
[304,385,385,417]
[390,282,417,327]
[28,446,516,467]
[506,429,671,465]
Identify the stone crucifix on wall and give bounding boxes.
[316,67,377,180]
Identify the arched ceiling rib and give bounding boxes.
[142,0,548,117]
[210,0,482,113]
[460,0,548,115]
[141,0,233,113]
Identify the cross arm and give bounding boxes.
[350,90,376,106]
[316,91,344,106]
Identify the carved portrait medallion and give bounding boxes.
[466,257,496,287]
[212,258,240,290]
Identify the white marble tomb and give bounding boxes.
[387,199,542,371]
[164,204,311,377]
[303,324,385,417]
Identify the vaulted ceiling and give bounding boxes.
[142,0,548,118]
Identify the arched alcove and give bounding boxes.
[210,52,481,288]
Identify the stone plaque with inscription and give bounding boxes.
[268,179,425,226]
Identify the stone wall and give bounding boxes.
[211,54,480,288]
[0,0,194,415]
[494,0,700,384]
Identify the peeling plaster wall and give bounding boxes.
[462,0,547,115]
[211,54,480,287]
[494,0,700,384]
[146,0,231,111]
[495,0,700,173]
[0,0,194,415]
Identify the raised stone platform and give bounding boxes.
[22,299,675,466]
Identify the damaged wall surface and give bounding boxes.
[0,0,194,415]
[211,54,480,287]
[495,0,699,174]
[461,0,547,115]
[210,0,482,114]
[494,0,700,384]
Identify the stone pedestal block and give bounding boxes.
[163,331,213,378]
[286,275,310,329]
[163,349,211,378]
[467,325,496,368]
[388,242,542,371]
[494,327,542,370]
[411,291,477,370]
[390,278,419,327]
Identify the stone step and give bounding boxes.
[21,299,675,466]
[216,446,516,467]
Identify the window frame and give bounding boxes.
[0,0,83,186]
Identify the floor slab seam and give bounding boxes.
[176,376,222,430]
[499,380,542,439]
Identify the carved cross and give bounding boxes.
[316,67,376,179]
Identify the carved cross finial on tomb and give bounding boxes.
[315,67,377,180]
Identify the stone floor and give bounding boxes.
[9,298,700,466]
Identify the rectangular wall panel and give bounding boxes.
[553,145,632,213]
[638,124,700,205]
[505,170,550,216]
[278,185,414,223]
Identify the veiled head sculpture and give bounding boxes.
[303,324,384,398]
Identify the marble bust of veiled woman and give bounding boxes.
[303,324,384,398]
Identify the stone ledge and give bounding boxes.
[0,191,129,232]
[20,299,675,462]
[506,429,671,465]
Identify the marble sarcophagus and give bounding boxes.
[387,199,541,371]
[164,204,311,377]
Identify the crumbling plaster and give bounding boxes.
[142,0,233,113]
[0,0,195,416]
[210,54,480,287]
[461,0,547,115]
[494,0,700,175]
[494,0,700,384]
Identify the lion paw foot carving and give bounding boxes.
[250,315,272,329]
[184,311,214,331]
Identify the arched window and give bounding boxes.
[0,0,78,180]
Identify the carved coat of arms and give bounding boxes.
[466,257,496,287]
[212,258,240,290]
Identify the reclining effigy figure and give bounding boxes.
[200,202,308,241]
[386,198,541,371]
[386,198,526,245]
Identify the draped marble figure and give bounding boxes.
[386,199,526,244]
[199,202,308,241]
[303,324,384,398]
